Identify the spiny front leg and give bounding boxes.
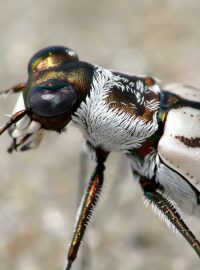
[65,149,108,270]
[76,143,91,270]
[140,176,200,258]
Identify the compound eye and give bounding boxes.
[28,46,79,74]
[27,81,78,117]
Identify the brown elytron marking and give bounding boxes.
[175,135,200,148]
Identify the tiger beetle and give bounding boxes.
[0,46,200,269]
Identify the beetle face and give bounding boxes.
[0,45,94,137]
[24,46,80,131]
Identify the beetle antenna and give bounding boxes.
[0,109,28,135]
[0,82,27,97]
[0,88,13,96]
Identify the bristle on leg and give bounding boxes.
[143,194,181,236]
[144,190,200,257]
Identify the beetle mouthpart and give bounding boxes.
[0,110,28,135]
[7,129,44,153]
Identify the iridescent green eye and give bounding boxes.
[26,79,78,118]
[28,46,79,74]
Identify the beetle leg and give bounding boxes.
[77,143,90,207]
[65,149,108,270]
[76,143,91,270]
[0,110,28,135]
[139,176,200,257]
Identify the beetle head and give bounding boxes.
[0,46,95,135]
[26,46,81,131]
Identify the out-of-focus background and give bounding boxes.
[0,1,200,270]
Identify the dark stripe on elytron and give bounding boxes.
[158,155,200,204]
[175,136,200,148]
[178,97,200,110]
[161,90,200,110]
[158,91,200,139]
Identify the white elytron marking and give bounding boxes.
[72,67,160,152]
[158,107,200,192]
[10,93,44,149]
[156,155,200,218]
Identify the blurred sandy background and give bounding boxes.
[0,1,200,270]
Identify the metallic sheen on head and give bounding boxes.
[28,46,79,74]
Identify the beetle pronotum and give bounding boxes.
[0,46,200,269]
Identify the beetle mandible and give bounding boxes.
[0,46,200,269]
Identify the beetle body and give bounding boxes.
[1,46,200,269]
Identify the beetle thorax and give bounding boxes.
[72,67,160,153]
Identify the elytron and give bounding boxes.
[0,46,200,269]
